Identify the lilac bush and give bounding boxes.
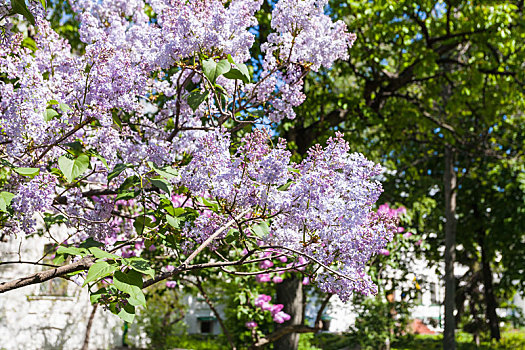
[0,0,395,321]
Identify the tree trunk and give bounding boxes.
[480,235,501,340]
[81,304,98,350]
[443,146,457,350]
[274,274,303,350]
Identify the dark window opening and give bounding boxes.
[430,282,438,304]
[200,320,213,334]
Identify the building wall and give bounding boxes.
[0,234,123,350]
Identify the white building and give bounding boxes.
[2,233,523,349]
[0,234,123,350]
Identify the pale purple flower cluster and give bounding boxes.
[180,131,395,301]
[154,0,262,66]
[250,0,356,122]
[0,0,393,303]
[11,174,57,234]
[266,0,356,71]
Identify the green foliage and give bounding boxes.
[58,154,90,182]
[310,330,525,350]
[298,333,323,350]
[391,330,525,350]
[11,0,35,25]
[202,58,231,84]
[131,286,230,350]
[348,295,412,350]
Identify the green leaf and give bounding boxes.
[56,246,87,257]
[202,58,231,84]
[166,214,181,229]
[88,247,121,261]
[44,108,59,122]
[14,167,40,177]
[118,175,141,191]
[58,154,90,183]
[90,151,108,169]
[150,178,171,195]
[113,270,145,307]
[124,258,155,278]
[64,141,83,155]
[108,163,130,182]
[197,197,219,212]
[187,90,210,111]
[133,216,152,235]
[117,303,136,323]
[251,222,270,238]
[59,103,70,113]
[52,254,65,265]
[278,181,293,191]
[238,291,247,305]
[0,191,15,212]
[11,0,35,25]
[90,288,107,304]
[223,68,250,83]
[78,237,105,249]
[83,261,118,287]
[21,37,37,51]
[148,162,178,179]
[223,56,250,83]
[116,190,140,201]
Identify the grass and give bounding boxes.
[310,329,525,350]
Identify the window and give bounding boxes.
[430,282,438,304]
[200,320,212,334]
[197,316,216,334]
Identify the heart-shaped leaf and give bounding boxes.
[58,154,90,183]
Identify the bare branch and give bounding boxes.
[0,256,94,294]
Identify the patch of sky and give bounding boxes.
[433,1,447,18]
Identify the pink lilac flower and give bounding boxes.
[378,249,390,256]
[273,311,291,324]
[259,260,274,269]
[254,294,272,310]
[255,274,272,283]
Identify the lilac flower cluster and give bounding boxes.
[11,174,57,234]
[253,294,291,324]
[154,0,263,66]
[250,0,356,122]
[0,0,394,303]
[181,130,396,301]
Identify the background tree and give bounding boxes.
[285,1,525,348]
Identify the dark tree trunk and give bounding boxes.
[81,304,98,350]
[480,236,501,340]
[274,274,303,350]
[443,146,457,350]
